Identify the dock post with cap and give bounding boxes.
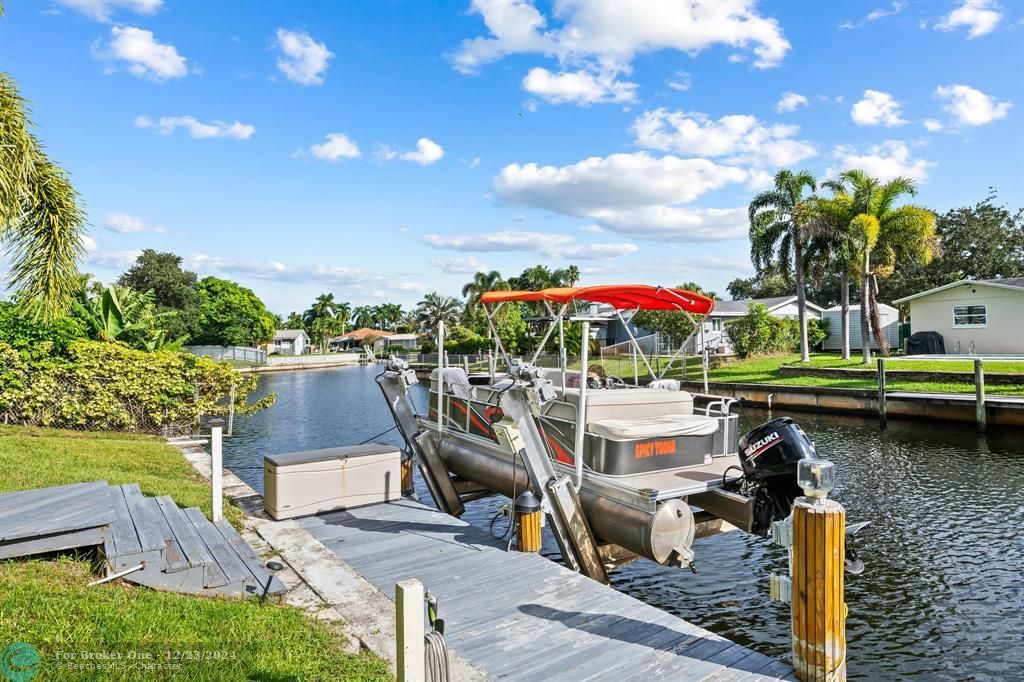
[514,491,542,553]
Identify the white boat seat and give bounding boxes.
[588,414,719,441]
[561,387,695,419]
[429,367,476,399]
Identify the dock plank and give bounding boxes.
[108,485,142,557]
[300,498,795,681]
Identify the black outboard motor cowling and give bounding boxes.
[735,417,817,536]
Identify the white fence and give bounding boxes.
[185,345,267,365]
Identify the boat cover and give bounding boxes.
[480,284,714,315]
[906,331,945,354]
[589,414,720,441]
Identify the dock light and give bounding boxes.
[797,458,835,502]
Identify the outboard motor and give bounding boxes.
[733,417,817,536]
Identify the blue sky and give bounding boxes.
[2,0,1021,314]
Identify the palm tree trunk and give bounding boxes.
[860,252,871,364]
[841,269,850,360]
[794,237,810,362]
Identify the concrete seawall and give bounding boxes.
[678,380,1024,428]
[241,354,366,373]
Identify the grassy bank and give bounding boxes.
[0,426,391,681]
[670,354,1024,396]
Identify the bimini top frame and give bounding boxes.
[477,284,717,491]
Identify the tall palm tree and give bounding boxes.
[748,169,818,363]
[806,195,858,360]
[334,301,351,334]
[1,65,87,320]
[352,305,374,329]
[303,292,338,328]
[563,264,580,287]
[824,170,937,363]
[461,270,507,314]
[415,292,462,333]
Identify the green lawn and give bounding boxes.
[0,426,391,681]
[590,353,1024,396]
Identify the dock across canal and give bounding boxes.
[298,498,795,681]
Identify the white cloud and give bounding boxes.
[98,26,187,81]
[867,1,905,21]
[935,84,1011,126]
[493,153,750,242]
[400,138,445,165]
[58,0,162,22]
[185,254,426,294]
[666,71,691,92]
[87,249,144,270]
[850,90,906,127]
[776,92,808,113]
[275,28,333,85]
[922,119,944,132]
[422,230,638,260]
[134,115,255,139]
[375,144,399,162]
[467,157,482,169]
[631,108,816,167]
[935,0,1002,38]
[578,224,606,233]
[303,133,362,161]
[431,257,489,274]
[522,67,637,105]
[828,140,935,182]
[452,0,790,105]
[102,212,165,234]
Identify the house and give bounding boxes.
[691,296,825,353]
[329,327,383,351]
[270,329,310,355]
[893,277,1024,354]
[380,333,420,351]
[821,304,900,352]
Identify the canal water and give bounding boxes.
[225,365,1023,680]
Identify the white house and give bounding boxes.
[690,296,825,353]
[821,303,900,351]
[893,277,1024,354]
[270,329,310,355]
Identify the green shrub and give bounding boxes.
[0,339,273,431]
[725,303,829,357]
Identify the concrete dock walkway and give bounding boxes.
[300,498,795,681]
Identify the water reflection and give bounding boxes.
[226,365,1024,680]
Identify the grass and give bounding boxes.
[0,426,391,681]
[0,557,390,681]
[0,426,244,528]
[670,354,1024,396]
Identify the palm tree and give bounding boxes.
[352,305,374,329]
[1,64,87,320]
[283,311,305,329]
[563,265,580,287]
[461,270,507,314]
[748,169,818,363]
[334,301,351,334]
[415,292,462,333]
[825,171,936,363]
[806,196,858,360]
[303,293,338,328]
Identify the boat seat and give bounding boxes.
[588,414,720,441]
[561,387,695,420]
[429,367,476,399]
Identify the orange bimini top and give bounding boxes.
[479,284,714,315]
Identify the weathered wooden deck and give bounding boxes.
[300,499,795,681]
[0,481,283,599]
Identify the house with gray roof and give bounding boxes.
[893,277,1024,354]
[692,296,826,354]
[270,329,310,355]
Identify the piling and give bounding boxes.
[876,358,886,426]
[396,578,425,682]
[974,359,986,432]
[210,418,224,523]
[401,458,415,497]
[514,491,542,553]
[791,497,846,681]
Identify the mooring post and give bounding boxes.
[210,418,224,523]
[514,491,542,553]
[395,579,425,682]
[791,495,846,681]
[462,355,470,375]
[974,358,986,432]
[876,358,887,426]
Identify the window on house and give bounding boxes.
[711,318,722,331]
[952,304,987,327]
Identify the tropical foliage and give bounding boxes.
[117,250,201,341]
[0,67,87,320]
[726,303,828,358]
[748,169,817,363]
[193,277,276,347]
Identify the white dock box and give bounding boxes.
[263,443,401,520]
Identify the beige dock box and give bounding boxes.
[263,443,401,520]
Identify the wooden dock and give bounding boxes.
[0,481,283,599]
[299,498,795,681]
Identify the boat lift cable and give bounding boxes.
[358,423,398,445]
